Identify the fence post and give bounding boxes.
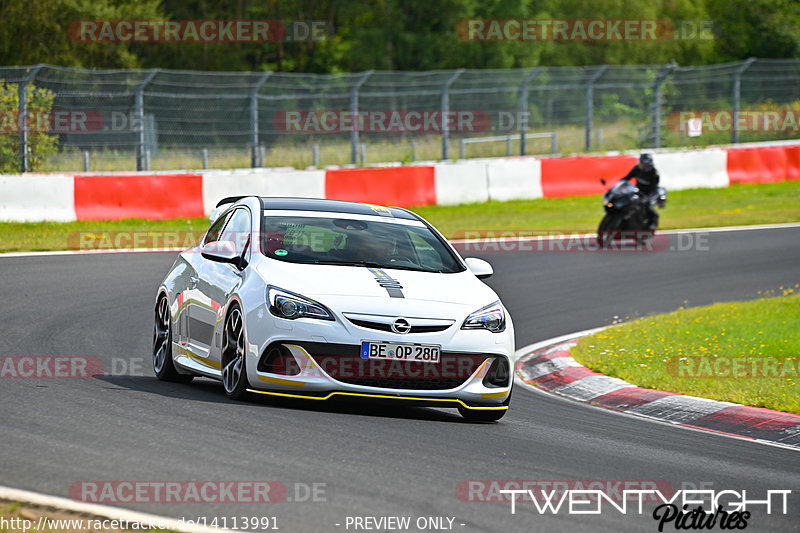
[519,67,543,156]
[732,58,756,144]
[18,64,44,173]
[585,65,608,152]
[551,131,557,154]
[441,69,465,160]
[350,70,374,164]
[135,69,159,171]
[83,151,89,172]
[250,72,273,168]
[202,148,208,169]
[459,139,466,159]
[651,61,677,149]
[312,144,319,167]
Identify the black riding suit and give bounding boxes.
[620,164,660,230]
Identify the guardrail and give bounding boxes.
[460,132,557,159]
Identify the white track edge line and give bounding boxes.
[2,221,800,259]
[0,248,184,258]
[0,486,233,533]
[451,221,800,244]
[514,331,800,453]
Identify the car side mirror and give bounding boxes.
[464,257,493,280]
[201,241,241,266]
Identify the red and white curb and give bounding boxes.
[515,329,800,451]
[0,486,231,533]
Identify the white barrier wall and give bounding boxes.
[653,149,729,191]
[434,161,489,205]
[0,174,76,221]
[202,169,326,215]
[485,158,543,201]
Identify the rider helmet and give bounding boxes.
[638,153,654,172]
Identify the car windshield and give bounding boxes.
[260,213,464,273]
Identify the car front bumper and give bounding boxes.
[243,309,515,408]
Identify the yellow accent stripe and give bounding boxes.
[475,358,492,377]
[284,344,322,369]
[257,375,307,387]
[245,389,508,411]
[481,390,508,399]
[187,352,222,370]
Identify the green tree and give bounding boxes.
[0,0,164,68]
[0,0,799,73]
[0,82,57,172]
[706,0,800,61]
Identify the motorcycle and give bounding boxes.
[597,179,666,245]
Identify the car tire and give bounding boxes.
[221,304,250,400]
[153,294,194,383]
[597,212,622,246]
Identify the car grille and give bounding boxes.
[346,318,451,334]
[288,342,488,391]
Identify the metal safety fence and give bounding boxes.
[1,59,799,172]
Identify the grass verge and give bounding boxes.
[0,500,172,533]
[0,181,799,253]
[570,288,800,415]
[414,180,800,238]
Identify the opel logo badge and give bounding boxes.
[391,318,411,334]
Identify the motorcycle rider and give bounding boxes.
[620,153,660,230]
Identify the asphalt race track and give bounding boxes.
[1,226,799,532]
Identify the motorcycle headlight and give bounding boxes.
[267,286,334,321]
[461,301,506,333]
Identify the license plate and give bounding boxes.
[360,341,441,363]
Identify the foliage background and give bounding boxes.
[0,83,57,172]
[0,0,798,73]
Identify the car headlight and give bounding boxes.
[461,301,506,333]
[267,286,334,321]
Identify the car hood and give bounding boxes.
[255,258,498,310]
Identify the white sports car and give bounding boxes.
[153,197,514,421]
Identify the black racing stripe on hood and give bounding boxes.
[368,268,404,298]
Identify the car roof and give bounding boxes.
[257,197,420,220]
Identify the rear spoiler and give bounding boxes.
[215,196,250,208]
